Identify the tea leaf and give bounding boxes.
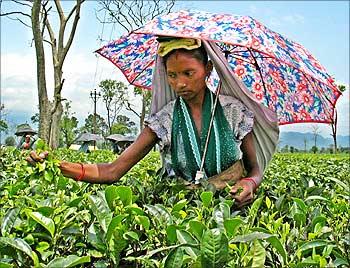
[46,255,90,268]
[200,191,213,207]
[28,211,55,237]
[164,247,184,268]
[0,237,39,267]
[1,208,20,236]
[176,230,199,259]
[200,228,228,268]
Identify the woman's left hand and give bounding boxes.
[230,178,256,207]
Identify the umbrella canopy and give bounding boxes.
[15,123,37,136]
[96,10,342,125]
[106,134,135,142]
[75,133,104,142]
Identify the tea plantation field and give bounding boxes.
[0,147,349,267]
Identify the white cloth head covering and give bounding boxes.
[150,39,279,172]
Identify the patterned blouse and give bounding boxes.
[145,95,254,178]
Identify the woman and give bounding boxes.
[28,38,277,207]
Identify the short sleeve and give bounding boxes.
[144,100,175,149]
[220,95,254,141]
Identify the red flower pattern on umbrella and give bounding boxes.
[302,93,314,106]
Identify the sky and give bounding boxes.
[1,1,349,143]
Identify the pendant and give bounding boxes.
[194,170,205,184]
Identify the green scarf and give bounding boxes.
[171,88,239,182]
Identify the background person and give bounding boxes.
[17,133,37,150]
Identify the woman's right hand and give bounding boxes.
[26,151,49,165]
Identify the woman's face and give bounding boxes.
[165,50,210,103]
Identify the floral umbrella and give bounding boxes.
[96,10,342,125]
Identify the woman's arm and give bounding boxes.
[230,131,262,207]
[28,127,158,184]
[240,131,262,185]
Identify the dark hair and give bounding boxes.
[163,46,208,67]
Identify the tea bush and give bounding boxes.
[0,147,349,267]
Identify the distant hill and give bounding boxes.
[278,131,350,150]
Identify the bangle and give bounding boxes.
[241,177,257,188]
[76,163,85,181]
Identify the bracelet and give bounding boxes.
[76,163,85,181]
[241,177,257,188]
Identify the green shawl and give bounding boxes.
[171,88,239,182]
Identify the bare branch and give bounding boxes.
[43,39,53,46]
[59,0,84,68]
[42,4,53,40]
[65,4,77,22]
[54,0,66,54]
[41,2,58,68]
[98,0,134,32]
[98,0,176,33]
[117,2,135,31]
[125,102,141,119]
[44,16,55,46]
[54,0,64,21]
[129,0,143,26]
[0,11,31,18]
[5,15,32,28]
[12,0,32,8]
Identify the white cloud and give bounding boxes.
[1,49,143,129]
[283,14,305,25]
[268,14,305,28]
[248,4,258,15]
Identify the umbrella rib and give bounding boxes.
[301,72,335,121]
[130,59,155,85]
[229,55,253,65]
[247,48,269,107]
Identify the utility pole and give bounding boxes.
[90,89,101,149]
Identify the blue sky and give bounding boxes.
[1,1,349,142]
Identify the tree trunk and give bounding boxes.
[49,103,63,148]
[107,108,112,134]
[32,0,50,143]
[331,109,338,153]
[48,61,64,148]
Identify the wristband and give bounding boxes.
[241,177,257,188]
[76,163,85,181]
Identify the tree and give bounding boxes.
[311,145,318,154]
[110,115,137,135]
[303,137,308,152]
[82,113,108,136]
[97,0,175,132]
[330,84,347,153]
[5,136,16,146]
[31,112,39,128]
[59,101,79,148]
[0,104,8,133]
[281,144,289,153]
[311,125,320,153]
[1,0,85,148]
[99,79,129,134]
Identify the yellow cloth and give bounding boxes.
[157,38,202,57]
